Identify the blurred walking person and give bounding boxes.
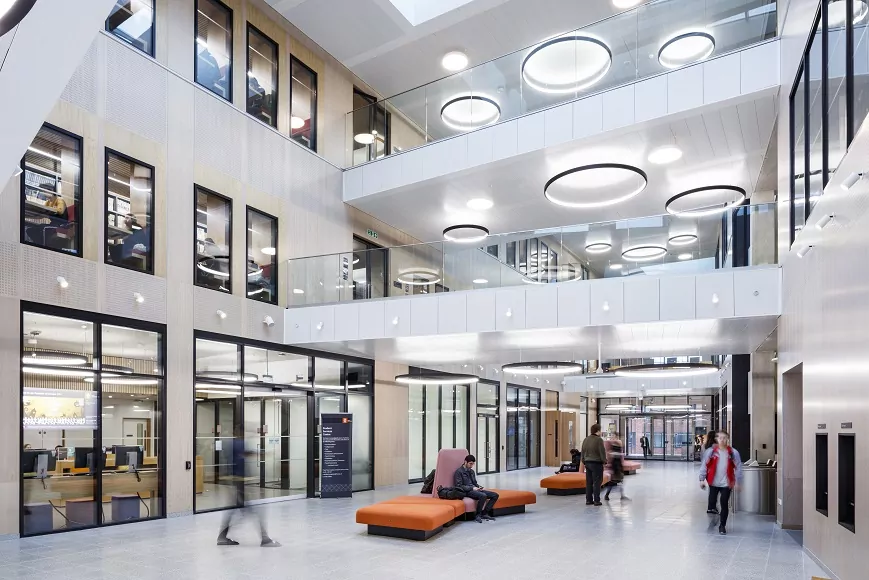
[604,432,630,501]
[699,431,743,535]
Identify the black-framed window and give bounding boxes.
[106,0,155,57]
[352,236,388,300]
[195,186,232,293]
[476,380,500,475]
[195,0,233,101]
[290,56,317,150]
[105,149,154,274]
[246,207,277,304]
[506,385,541,471]
[351,88,390,164]
[816,433,829,516]
[20,304,166,537]
[21,124,83,257]
[247,24,278,128]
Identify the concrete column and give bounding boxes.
[0,297,21,537]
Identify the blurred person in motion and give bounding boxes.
[580,424,607,506]
[699,431,743,535]
[217,426,281,547]
[604,432,630,501]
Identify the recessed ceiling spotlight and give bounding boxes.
[354,133,375,145]
[658,31,715,69]
[678,253,692,260]
[648,145,683,165]
[443,224,489,243]
[585,242,612,253]
[622,245,667,261]
[544,163,648,208]
[668,234,698,246]
[442,51,469,72]
[612,0,643,8]
[522,34,612,94]
[609,263,623,270]
[440,95,500,131]
[828,0,869,27]
[665,185,746,218]
[467,198,494,210]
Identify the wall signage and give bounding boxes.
[366,228,378,239]
[321,413,353,498]
[841,422,853,429]
[341,255,349,281]
[818,424,827,430]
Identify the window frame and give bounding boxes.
[105,0,156,58]
[245,205,278,305]
[290,55,318,151]
[104,148,156,275]
[19,123,84,259]
[193,0,234,102]
[245,22,279,129]
[193,184,233,294]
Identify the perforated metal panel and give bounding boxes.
[19,246,98,311]
[0,242,18,297]
[245,300,284,343]
[102,265,168,323]
[60,37,100,114]
[194,90,243,181]
[246,119,289,197]
[192,286,243,335]
[105,40,167,143]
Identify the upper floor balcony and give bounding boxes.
[345,0,778,168]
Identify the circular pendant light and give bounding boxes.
[396,268,441,286]
[622,245,667,261]
[354,133,375,145]
[658,31,715,69]
[101,364,135,374]
[613,362,718,379]
[22,351,89,366]
[828,0,869,27]
[665,185,746,218]
[0,0,37,38]
[396,373,479,385]
[440,95,501,131]
[443,224,489,243]
[196,370,259,382]
[522,35,612,94]
[502,362,583,375]
[668,233,698,246]
[585,242,612,253]
[544,163,647,208]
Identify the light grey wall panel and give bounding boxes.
[245,299,285,343]
[194,90,244,181]
[105,40,167,144]
[192,286,244,336]
[0,242,17,297]
[102,265,168,323]
[18,246,98,311]
[247,118,289,198]
[60,37,100,114]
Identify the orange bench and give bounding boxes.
[487,488,537,516]
[540,471,611,495]
[356,502,456,541]
[623,460,642,474]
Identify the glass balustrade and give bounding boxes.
[287,202,777,306]
[346,0,777,167]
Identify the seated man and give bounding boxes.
[454,454,499,523]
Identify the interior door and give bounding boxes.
[652,417,665,458]
[476,414,498,475]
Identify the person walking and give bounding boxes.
[580,424,607,506]
[699,431,743,535]
[639,434,650,459]
[604,432,630,501]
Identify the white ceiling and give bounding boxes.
[348,93,778,243]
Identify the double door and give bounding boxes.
[624,415,700,461]
[476,413,498,475]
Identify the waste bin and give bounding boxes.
[736,466,776,515]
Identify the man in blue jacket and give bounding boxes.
[454,455,499,523]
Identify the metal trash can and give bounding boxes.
[735,466,776,515]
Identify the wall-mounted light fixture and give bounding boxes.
[133,292,145,304]
[816,213,834,230]
[56,276,69,289]
[216,310,227,319]
[263,315,275,327]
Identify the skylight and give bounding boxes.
[389,0,476,26]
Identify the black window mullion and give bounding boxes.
[789,66,799,247]
[847,0,855,144]
[804,60,811,223]
[821,1,829,188]
[94,321,104,526]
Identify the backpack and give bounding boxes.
[436,485,466,500]
[420,469,436,494]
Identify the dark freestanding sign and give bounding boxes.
[321,413,353,498]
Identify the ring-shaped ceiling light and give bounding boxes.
[585,242,612,253]
[522,35,612,94]
[828,0,869,27]
[440,95,501,131]
[665,185,746,218]
[396,268,442,286]
[0,0,38,38]
[197,370,259,382]
[613,362,718,379]
[544,163,648,208]
[443,224,489,243]
[395,373,479,385]
[668,233,698,246]
[621,245,668,261]
[22,351,89,366]
[102,364,135,374]
[502,362,583,375]
[658,31,715,69]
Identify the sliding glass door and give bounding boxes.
[506,386,541,471]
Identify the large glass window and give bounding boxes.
[106,0,155,57]
[195,0,233,101]
[854,0,869,140]
[247,24,278,128]
[407,378,472,482]
[506,386,541,471]
[195,186,232,293]
[807,21,824,219]
[827,0,848,179]
[21,309,165,536]
[246,208,277,303]
[105,150,154,273]
[290,56,317,150]
[475,381,499,475]
[21,125,82,256]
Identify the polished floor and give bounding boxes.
[0,462,828,579]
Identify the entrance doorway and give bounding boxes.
[619,413,713,461]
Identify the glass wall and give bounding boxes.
[106,0,155,56]
[21,307,165,536]
[407,379,471,482]
[247,24,278,128]
[290,56,317,150]
[105,150,154,273]
[195,0,233,100]
[21,124,82,256]
[506,386,541,471]
[195,186,232,292]
[475,381,499,475]
[246,207,278,303]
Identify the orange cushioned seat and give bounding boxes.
[540,472,611,495]
[356,503,455,541]
[623,460,642,474]
[487,489,537,516]
[382,496,466,518]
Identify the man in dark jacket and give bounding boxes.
[580,424,607,506]
[454,454,499,523]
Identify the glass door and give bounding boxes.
[665,416,690,460]
[625,416,651,458]
[476,412,498,474]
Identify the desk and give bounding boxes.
[23,470,159,504]
[24,198,61,216]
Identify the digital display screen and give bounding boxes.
[22,388,98,430]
